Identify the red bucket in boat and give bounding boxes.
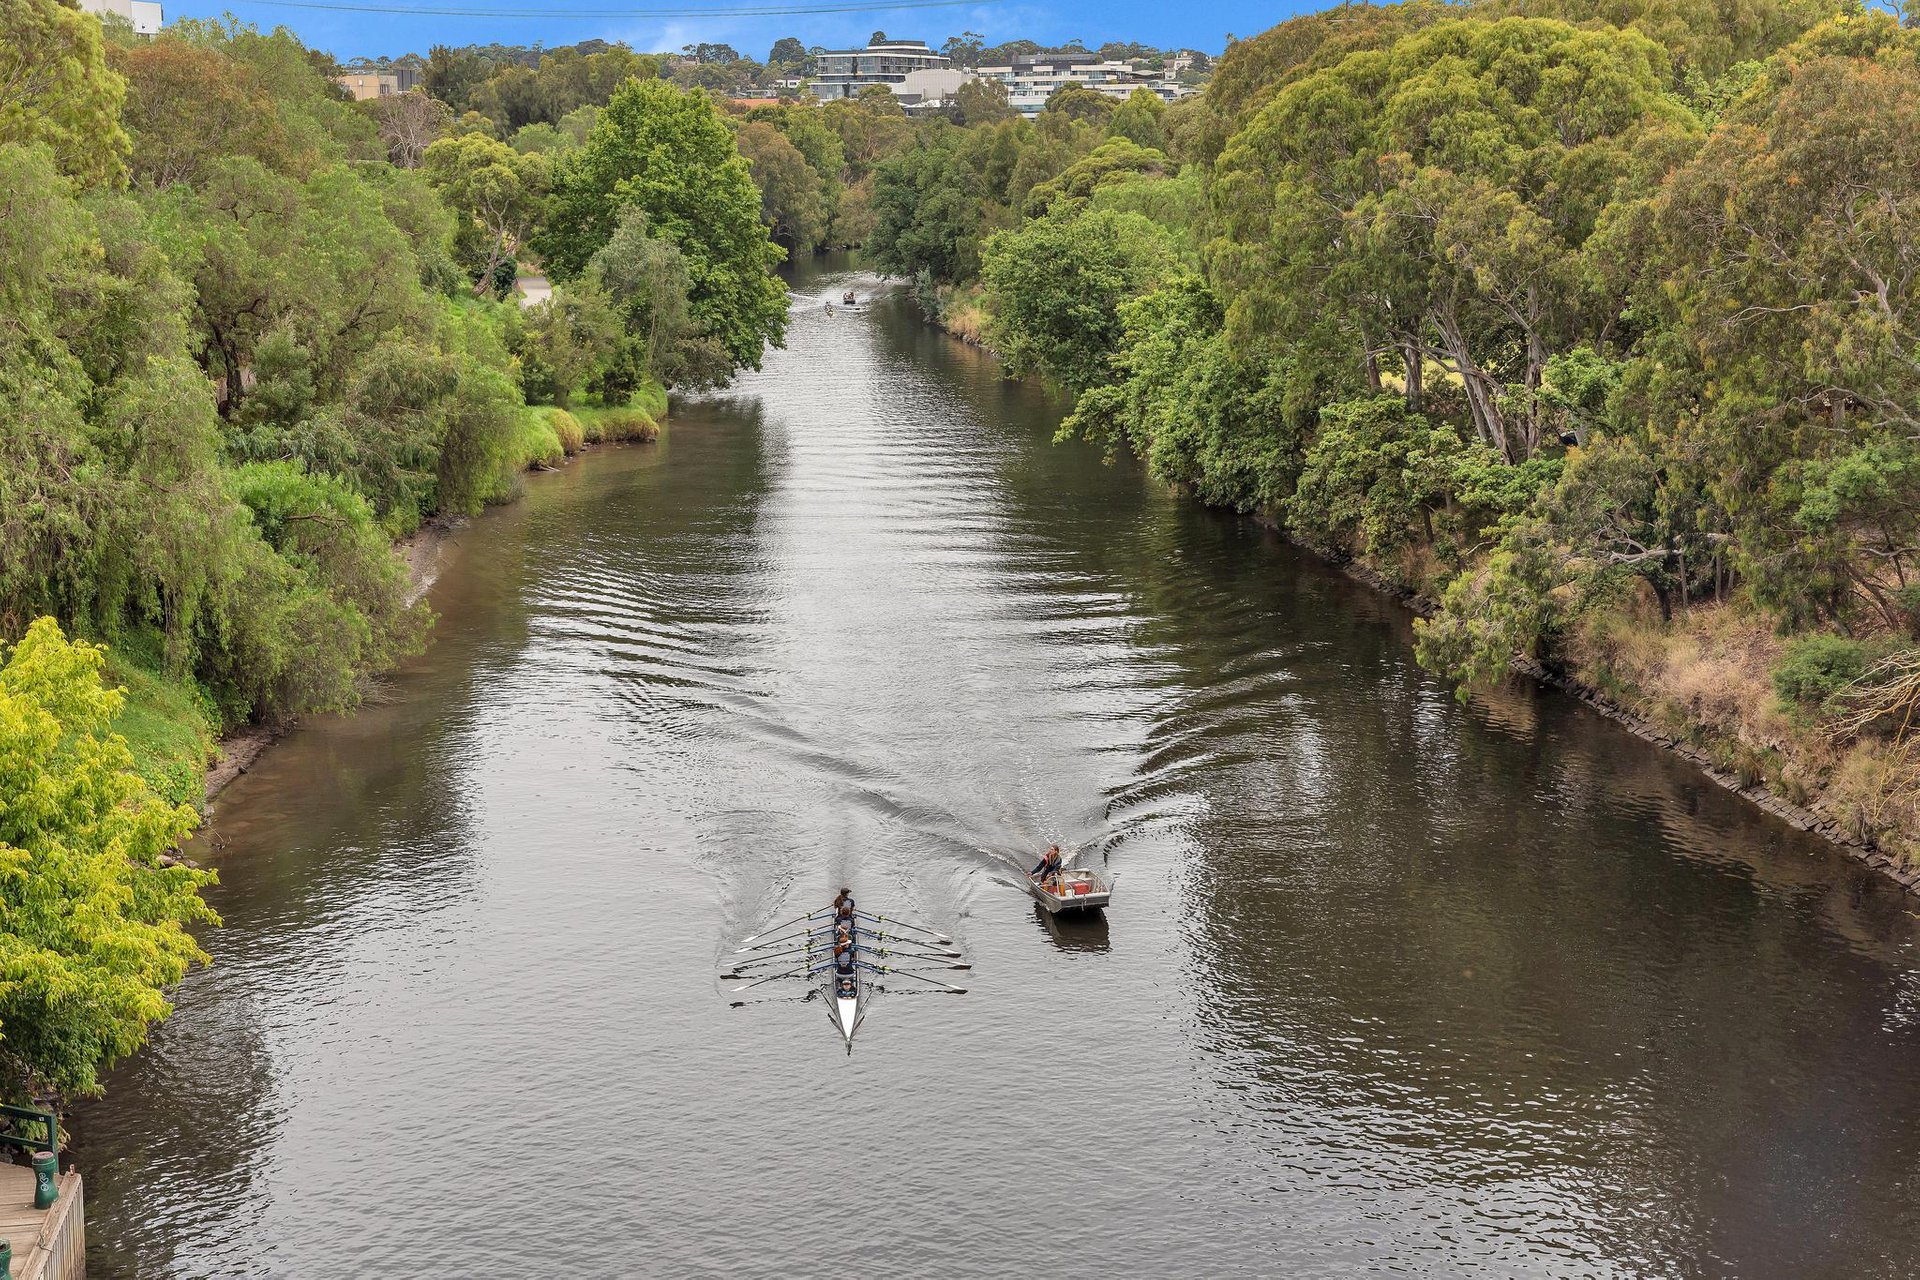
[1072,883,1090,895]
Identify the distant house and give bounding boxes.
[75,0,162,36]
[806,38,949,101]
[335,65,422,101]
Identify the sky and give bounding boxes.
[164,0,1324,63]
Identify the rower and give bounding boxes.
[1030,844,1064,884]
[833,934,856,974]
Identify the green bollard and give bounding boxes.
[31,1150,56,1211]
[0,1237,12,1280]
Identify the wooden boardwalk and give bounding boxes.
[0,1165,84,1280]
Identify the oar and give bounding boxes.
[735,921,833,953]
[873,947,966,964]
[739,909,830,946]
[735,963,819,989]
[860,963,968,991]
[853,912,951,945]
[729,939,831,967]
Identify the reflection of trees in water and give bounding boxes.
[1167,582,1920,1273]
[73,643,495,1276]
[69,956,278,1280]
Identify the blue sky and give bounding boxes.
[167,0,1321,63]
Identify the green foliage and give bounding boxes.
[735,119,828,252]
[0,0,130,185]
[1773,634,1874,710]
[1106,86,1168,152]
[1022,138,1170,217]
[868,127,994,284]
[515,284,622,407]
[1063,276,1303,511]
[421,132,549,293]
[223,462,429,712]
[540,80,787,374]
[1213,16,1700,462]
[110,35,300,188]
[0,618,216,1100]
[1624,16,1920,633]
[982,205,1184,393]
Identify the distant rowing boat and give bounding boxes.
[721,902,967,1050]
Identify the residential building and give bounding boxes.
[975,54,1163,116]
[893,68,977,115]
[807,38,948,101]
[335,65,422,101]
[76,0,162,36]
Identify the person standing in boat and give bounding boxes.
[1030,845,1063,885]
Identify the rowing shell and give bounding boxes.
[825,918,867,1048]
[725,903,965,1050]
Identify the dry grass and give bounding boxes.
[1828,741,1920,864]
[1559,600,1920,868]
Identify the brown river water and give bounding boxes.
[70,256,1920,1277]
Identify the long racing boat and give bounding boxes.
[721,900,967,1051]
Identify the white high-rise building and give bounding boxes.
[77,0,163,36]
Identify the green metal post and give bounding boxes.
[0,1237,12,1280]
[31,1150,56,1211]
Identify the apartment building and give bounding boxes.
[975,53,1172,116]
[335,65,423,101]
[807,38,949,101]
[75,0,163,36]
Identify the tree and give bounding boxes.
[515,284,621,406]
[0,618,216,1100]
[1106,86,1167,152]
[539,79,787,373]
[1213,17,1699,461]
[1022,137,1169,217]
[1626,17,1920,631]
[767,36,806,70]
[941,31,986,67]
[421,132,549,294]
[424,44,493,113]
[368,90,451,169]
[946,78,1014,126]
[155,158,433,417]
[111,37,298,188]
[867,127,991,283]
[1042,83,1118,125]
[0,0,130,185]
[981,205,1184,392]
[586,207,696,391]
[735,119,828,252]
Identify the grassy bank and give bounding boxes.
[108,384,666,813]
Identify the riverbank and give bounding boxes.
[112,394,666,813]
[912,291,1920,894]
[1301,535,1920,889]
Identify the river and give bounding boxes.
[70,255,1920,1278]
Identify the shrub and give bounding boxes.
[1772,634,1871,709]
